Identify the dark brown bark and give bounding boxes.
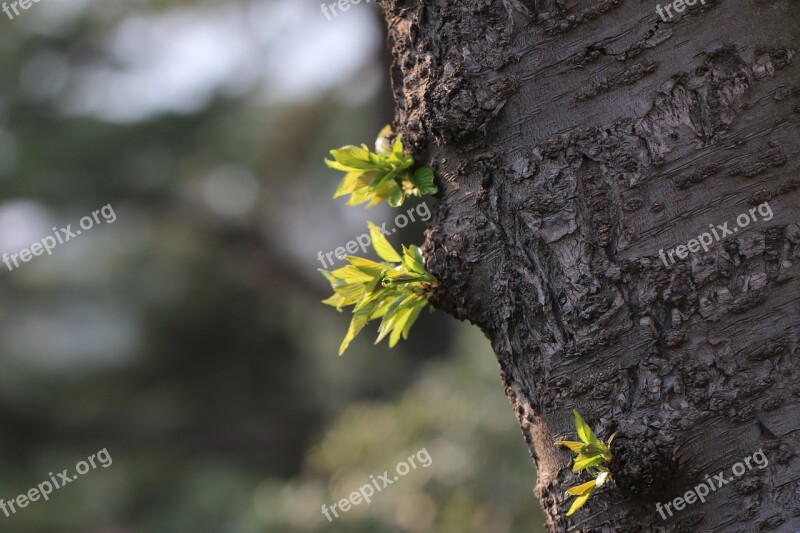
[381,0,800,531]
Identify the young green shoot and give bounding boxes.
[555,409,615,516]
[325,126,437,208]
[320,221,438,355]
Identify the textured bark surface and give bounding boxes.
[382,0,800,531]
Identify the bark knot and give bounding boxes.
[609,429,675,500]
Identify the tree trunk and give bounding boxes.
[381,0,800,530]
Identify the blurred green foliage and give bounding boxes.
[254,326,546,532]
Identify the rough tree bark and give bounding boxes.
[381,0,800,531]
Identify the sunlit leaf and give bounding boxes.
[334,171,376,199]
[375,294,411,344]
[320,215,438,354]
[368,222,402,262]
[326,129,436,208]
[321,293,347,310]
[402,299,427,339]
[331,265,374,284]
[566,480,597,496]
[346,256,386,277]
[366,180,395,208]
[555,441,585,453]
[392,135,404,158]
[555,410,615,517]
[338,298,381,355]
[346,186,376,207]
[401,245,426,275]
[573,409,600,446]
[388,305,415,347]
[328,145,378,171]
[573,453,605,473]
[566,488,595,516]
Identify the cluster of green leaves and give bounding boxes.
[325,126,437,208]
[555,409,615,516]
[320,222,438,355]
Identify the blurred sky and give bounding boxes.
[42,0,384,121]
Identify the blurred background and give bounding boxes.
[0,0,546,531]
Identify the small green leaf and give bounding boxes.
[338,298,382,355]
[392,135,404,158]
[321,293,347,310]
[388,304,415,347]
[320,217,438,354]
[330,281,365,303]
[565,480,597,496]
[402,299,426,339]
[375,293,411,344]
[346,256,387,277]
[573,453,605,473]
[333,171,377,199]
[566,487,595,516]
[400,245,425,276]
[327,129,436,208]
[366,180,396,208]
[388,182,405,207]
[556,410,615,517]
[580,443,604,455]
[410,167,438,195]
[367,149,385,168]
[368,222,402,262]
[328,145,378,171]
[556,441,585,453]
[573,409,599,446]
[318,269,338,285]
[369,296,393,320]
[330,265,375,284]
